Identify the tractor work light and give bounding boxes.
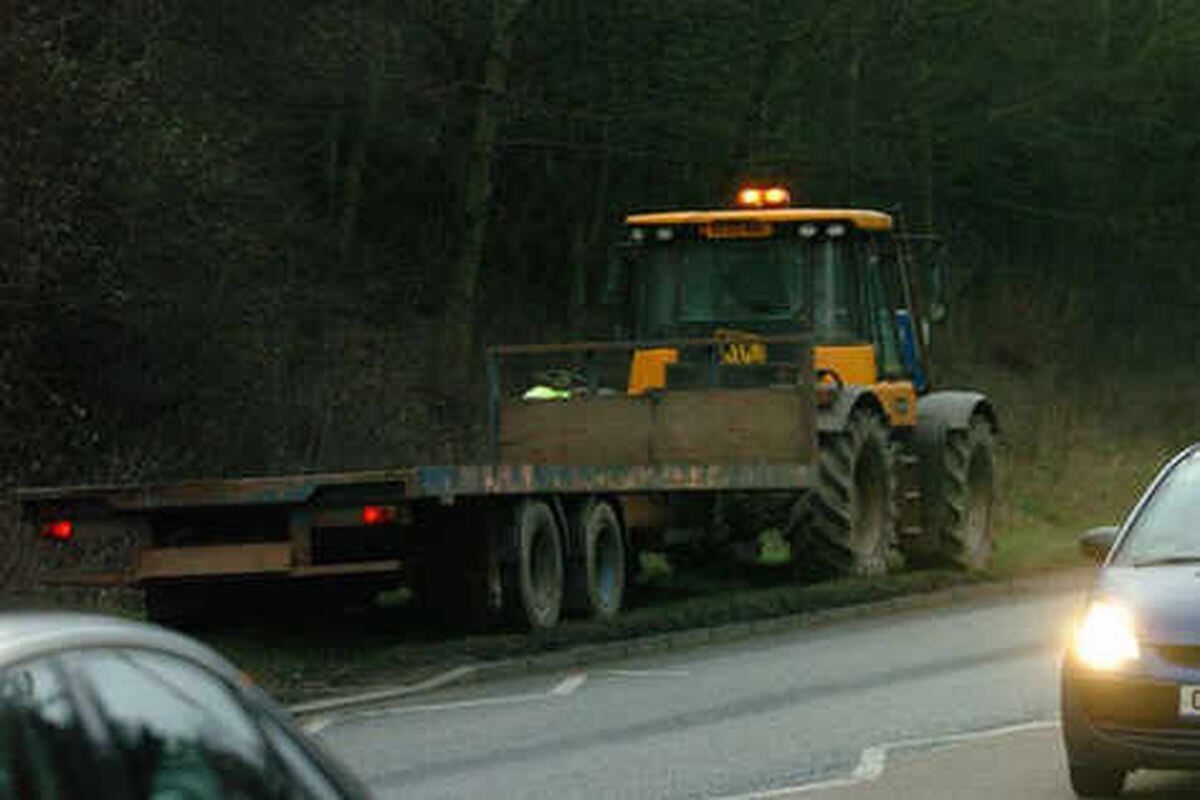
[736,185,790,208]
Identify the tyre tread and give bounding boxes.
[801,411,895,577]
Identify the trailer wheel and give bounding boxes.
[567,499,626,620]
[800,410,894,577]
[925,416,996,570]
[504,499,565,630]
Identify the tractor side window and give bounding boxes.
[861,239,904,377]
[812,238,858,341]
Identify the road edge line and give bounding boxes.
[714,719,1061,798]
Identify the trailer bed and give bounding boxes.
[18,461,815,513]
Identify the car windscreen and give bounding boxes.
[1110,451,1200,566]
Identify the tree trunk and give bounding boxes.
[339,0,386,269]
[444,0,532,393]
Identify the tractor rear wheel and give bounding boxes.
[799,411,894,577]
[927,416,996,570]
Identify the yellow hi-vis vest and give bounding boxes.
[522,385,571,400]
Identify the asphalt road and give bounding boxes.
[309,585,1113,799]
[799,723,1200,799]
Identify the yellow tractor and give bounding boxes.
[612,186,997,576]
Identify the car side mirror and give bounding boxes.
[1079,526,1119,564]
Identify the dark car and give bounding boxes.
[0,611,370,799]
[1063,444,1200,796]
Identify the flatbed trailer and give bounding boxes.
[18,199,1003,630]
[19,336,827,629]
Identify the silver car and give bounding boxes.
[0,612,369,799]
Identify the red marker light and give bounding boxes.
[41,520,73,541]
[361,505,397,526]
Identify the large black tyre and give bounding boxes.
[925,416,996,570]
[502,499,565,630]
[799,411,894,577]
[565,498,626,620]
[1068,765,1125,797]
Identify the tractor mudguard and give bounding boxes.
[909,390,999,567]
[915,391,997,446]
[816,386,887,434]
[912,391,997,511]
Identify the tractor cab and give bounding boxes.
[615,188,931,429]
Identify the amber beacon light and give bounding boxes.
[736,185,791,208]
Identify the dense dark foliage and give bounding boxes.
[5,0,1200,486]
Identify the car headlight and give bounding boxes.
[1073,601,1140,670]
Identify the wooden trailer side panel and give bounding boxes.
[499,387,815,467]
[499,396,653,465]
[651,388,813,464]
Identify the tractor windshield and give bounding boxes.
[628,236,856,341]
[631,239,803,338]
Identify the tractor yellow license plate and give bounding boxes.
[720,341,767,365]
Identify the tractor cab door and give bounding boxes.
[811,229,920,428]
[810,230,907,372]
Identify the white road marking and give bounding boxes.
[304,691,548,734]
[304,671,591,735]
[292,664,477,719]
[710,719,1061,798]
[605,669,691,679]
[303,717,334,736]
[851,745,887,782]
[550,672,588,696]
